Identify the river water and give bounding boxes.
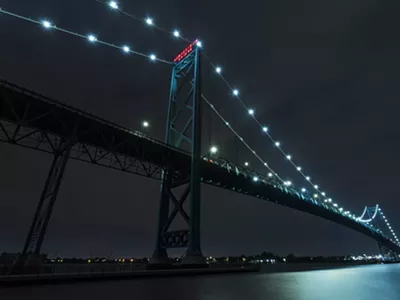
[1,264,399,299]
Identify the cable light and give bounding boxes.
[108,1,119,9]
[173,30,180,37]
[0,8,172,64]
[216,67,222,74]
[145,17,153,26]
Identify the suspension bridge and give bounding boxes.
[0,1,399,267]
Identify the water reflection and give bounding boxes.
[0,264,399,300]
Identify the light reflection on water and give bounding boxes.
[1,264,399,300]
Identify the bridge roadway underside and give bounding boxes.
[0,79,399,254]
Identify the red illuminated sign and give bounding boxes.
[173,39,198,63]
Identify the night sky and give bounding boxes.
[0,0,399,258]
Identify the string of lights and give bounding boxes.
[95,1,357,215]
[96,0,193,43]
[0,8,172,64]
[201,94,285,185]
[379,208,399,245]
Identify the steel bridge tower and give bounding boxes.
[152,41,205,264]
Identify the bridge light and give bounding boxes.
[327,198,332,202]
[244,162,249,167]
[306,176,310,181]
[284,181,292,186]
[41,20,53,29]
[333,203,338,207]
[216,66,222,74]
[268,173,273,177]
[314,185,319,189]
[150,54,157,61]
[286,155,292,160]
[275,141,280,147]
[253,176,259,182]
[263,127,268,132]
[196,40,203,48]
[324,199,328,203]
[248,109,255,115]
[297,166,302,171]
[313,194,318,198]
[109,1,118,9]
[210,146,218,154]
[142,121,149,128]
[173,30,180,37]
[122,46,130,53]
[146,17,153,26]
[88,34,97,42]
[321,192,326,196]
[301,188,306,192]
[233,89,239,96]
[339,208,343,212]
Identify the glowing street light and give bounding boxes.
[210,146,218,154]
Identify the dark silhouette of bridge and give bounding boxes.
[1,76,399,263]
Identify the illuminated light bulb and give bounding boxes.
[275,141,280,147]
[284,181,292,186]
[88,35,97,42]
[146,18,153,25]
[244,162,249,167]
[324,199,328,203]
[150,54,157,61]
[333,203,338,207]
[122,46,130,53]
[314,185,319,189]
[286,155,292,160]
[263,127,268,132]
[216,67,222,74]
[306,176,311,181]
[233,89,239,96]
[173,30,180,37]
[264,163,268,167]
[253,176,259,182]
[196,40,203,47]
[210,146,218,154]
[109,1,118,9]
[313,194,318,198]
[225,122,229,126]
[328,198,332,202]
[268,173,273,177]
[142,121,149,128]
[339,208,343,212]
[301,188,306,192]
[297,166,302,171]
[41,20,52,29]
[321,192,326,196]
[248,109,255,115]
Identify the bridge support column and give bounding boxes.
[20,139,71,262]
[151,42,205,265]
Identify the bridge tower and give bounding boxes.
[152,41,205,264]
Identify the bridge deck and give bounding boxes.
[0,79,398,253]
